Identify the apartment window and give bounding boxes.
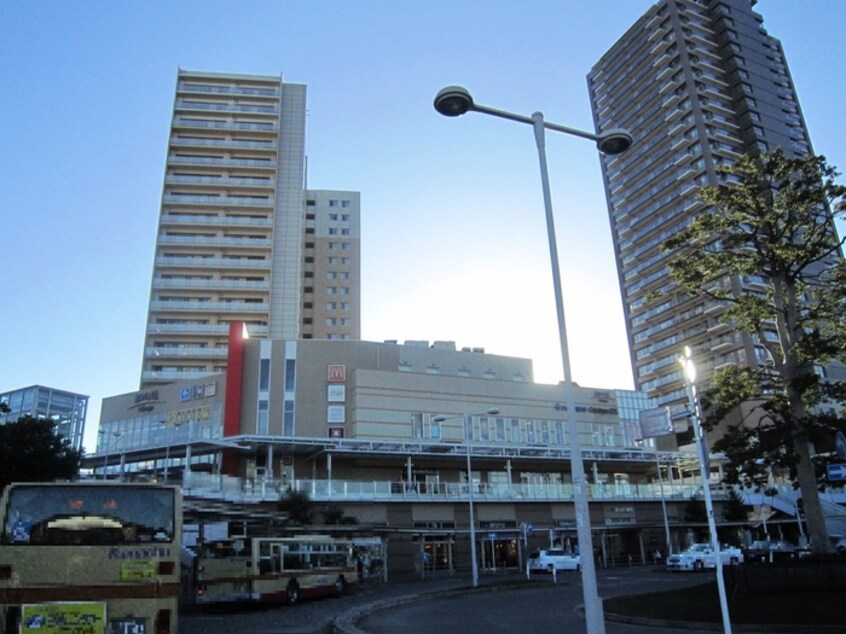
[306,200,316,206]
[257,400,268,434]
[329,214,338,221]
[329,200,339,207]
[283,399,294,435]
[341,214,350,221]
[259,358,270,391]
[327,302,336,310]
[341,200,350,208]
[328,228,338,235]
[284,359,296,391]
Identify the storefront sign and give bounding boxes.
[328,364,346,382]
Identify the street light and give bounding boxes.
[680,346,732,634]
[433,407,500,587]
[435,85,632,633]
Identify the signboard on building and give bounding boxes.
[327,405,345,424]
[639,407,673,439]
[328,365,346,382]
[327,384,345,402]
[328,427,345,439]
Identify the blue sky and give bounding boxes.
[2,1,846,453]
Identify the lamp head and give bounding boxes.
[434,86,475,117]
[596,128,633,155]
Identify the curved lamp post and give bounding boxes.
[435,86,631,633]
[433,407,500,587]
[680,346,732,634]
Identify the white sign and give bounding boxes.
[327,384,346,402]
[327,405,346,424]
[639,407,673,439]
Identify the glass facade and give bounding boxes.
[0,385,87,451]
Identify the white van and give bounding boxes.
[528,549,581,572]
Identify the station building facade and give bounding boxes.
[98,324,728,577]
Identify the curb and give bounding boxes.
[333,577,551,634]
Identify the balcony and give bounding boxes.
[150,300,269,313]
[165,175,274,188]
[160,214,273,228]
[163,194,274,208]
[155,256,272,270]
[182,472,715,505]
[156,235,272,248]
[172,118,278,133]
[168,155,277,170]
[152,278,270,290]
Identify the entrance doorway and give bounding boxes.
[420,536,453,576]
[480,536,519,570]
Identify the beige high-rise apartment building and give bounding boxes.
[141,70,360,387]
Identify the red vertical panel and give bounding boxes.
[221,322,246,476]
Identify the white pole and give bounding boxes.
[466,416,479,588]
[533,112,604,634]
[654,446,672,554]
[682,348,732,634]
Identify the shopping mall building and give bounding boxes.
[95,323,730,578]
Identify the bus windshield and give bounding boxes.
[0,484,176,546]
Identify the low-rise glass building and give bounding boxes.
[0,385,88,451]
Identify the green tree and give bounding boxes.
[0,416,83,491]
[662,149,846,555]
[278,488,312,525]
[722,487,749,523]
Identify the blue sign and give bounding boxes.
[827,463,846,481]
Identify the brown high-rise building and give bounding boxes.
[589,0,841,441]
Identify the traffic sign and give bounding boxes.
[827,463,846,481]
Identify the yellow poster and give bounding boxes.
[22,602,106,634]
[120,559,155,580]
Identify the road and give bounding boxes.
[179,565,738,634]
[359,568,729,634]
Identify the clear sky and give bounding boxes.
[2,0,845,454]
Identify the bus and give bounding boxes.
[0,482,182,634]
[195,534,358,605]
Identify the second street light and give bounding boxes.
[435,86,632,634]
[681,346,732,634]
[433,407,500,588]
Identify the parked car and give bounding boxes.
[744,540,797,563]
[528,548,581,572]
[666,543,743,572]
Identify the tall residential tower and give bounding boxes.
[141,70,360,387]
[589,0,825,438]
